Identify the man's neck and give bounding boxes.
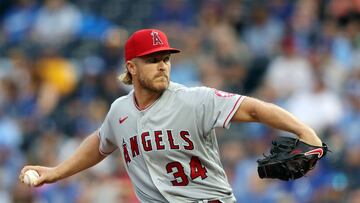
[133,87,163,110]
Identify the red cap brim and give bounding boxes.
[136,47,180,58]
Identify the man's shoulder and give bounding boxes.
[168,82,209,94]
[167,82,211,102]
[111,91,133,108]
[167,82,187,92]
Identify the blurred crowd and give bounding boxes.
[0,0,360,202]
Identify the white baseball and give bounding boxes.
[23,170,40,186]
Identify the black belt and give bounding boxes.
[208,200,221,203]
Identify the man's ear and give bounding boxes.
[126,60,136,75]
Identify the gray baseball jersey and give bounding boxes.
[98,82,245,203]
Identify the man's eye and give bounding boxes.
[163,56,170,63]
[146,58,158,63]
[145,56,170,63]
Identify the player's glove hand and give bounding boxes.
[257,136,328,181]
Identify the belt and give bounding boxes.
[208,200,221,203]
[197,200,221,203]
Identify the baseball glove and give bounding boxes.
[257,136,328,181]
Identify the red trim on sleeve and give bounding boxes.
[97,130,101,139]
[223,96,242,128]
[97,130,117,156]
[99,147,116,156]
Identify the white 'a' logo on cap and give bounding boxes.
[151,31,163,46]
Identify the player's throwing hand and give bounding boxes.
[19,166,58,187]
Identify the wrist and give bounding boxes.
[298,127,322,147]
[52,167,64,181]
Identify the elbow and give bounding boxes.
[235,97,269,122]
[249,110,259,121]
[250,100,275,122]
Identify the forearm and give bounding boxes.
[233,97,322,146]
[255,102,320,143]
[54,130,106,180]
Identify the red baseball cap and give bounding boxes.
[124,29,180,61]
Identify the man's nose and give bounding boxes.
[158,61,166,71]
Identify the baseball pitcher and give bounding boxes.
[19,29,324,203]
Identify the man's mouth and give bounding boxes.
[155,75,168,80]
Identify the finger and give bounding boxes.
[33,175,46,187]
[20,165,37,177]
[19,166,32,182]
[21,165,34,174]
[18,174,24,183]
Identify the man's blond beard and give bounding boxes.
[138,73,169,93]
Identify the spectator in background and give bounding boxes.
[330,14,358,70]
[31,0,82,48]
[170,28,201,87]
[209,21,248,93]
[326,0,360,70]
[197,1,250,92]
[77,13,115,42]
[0,104,24,203]
[241,2,284,94]
[0,143,25,203]
[232,157,294,203]
[285,74,343,136]
[243,3,284,58]
[0,102,22,151]
[290,0,320,55]
[1,0,39,45]
[268,0,295,24]
[348,190,360,203]
[150,0,197,27]
[222,0,246,35]
[338,68,360,157]
[197,55,225,90]
[333,68,360,202]
[264,35,314,101]
[35,48,78,117]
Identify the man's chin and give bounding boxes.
[153,80,169,92]
[156,82,169,91]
